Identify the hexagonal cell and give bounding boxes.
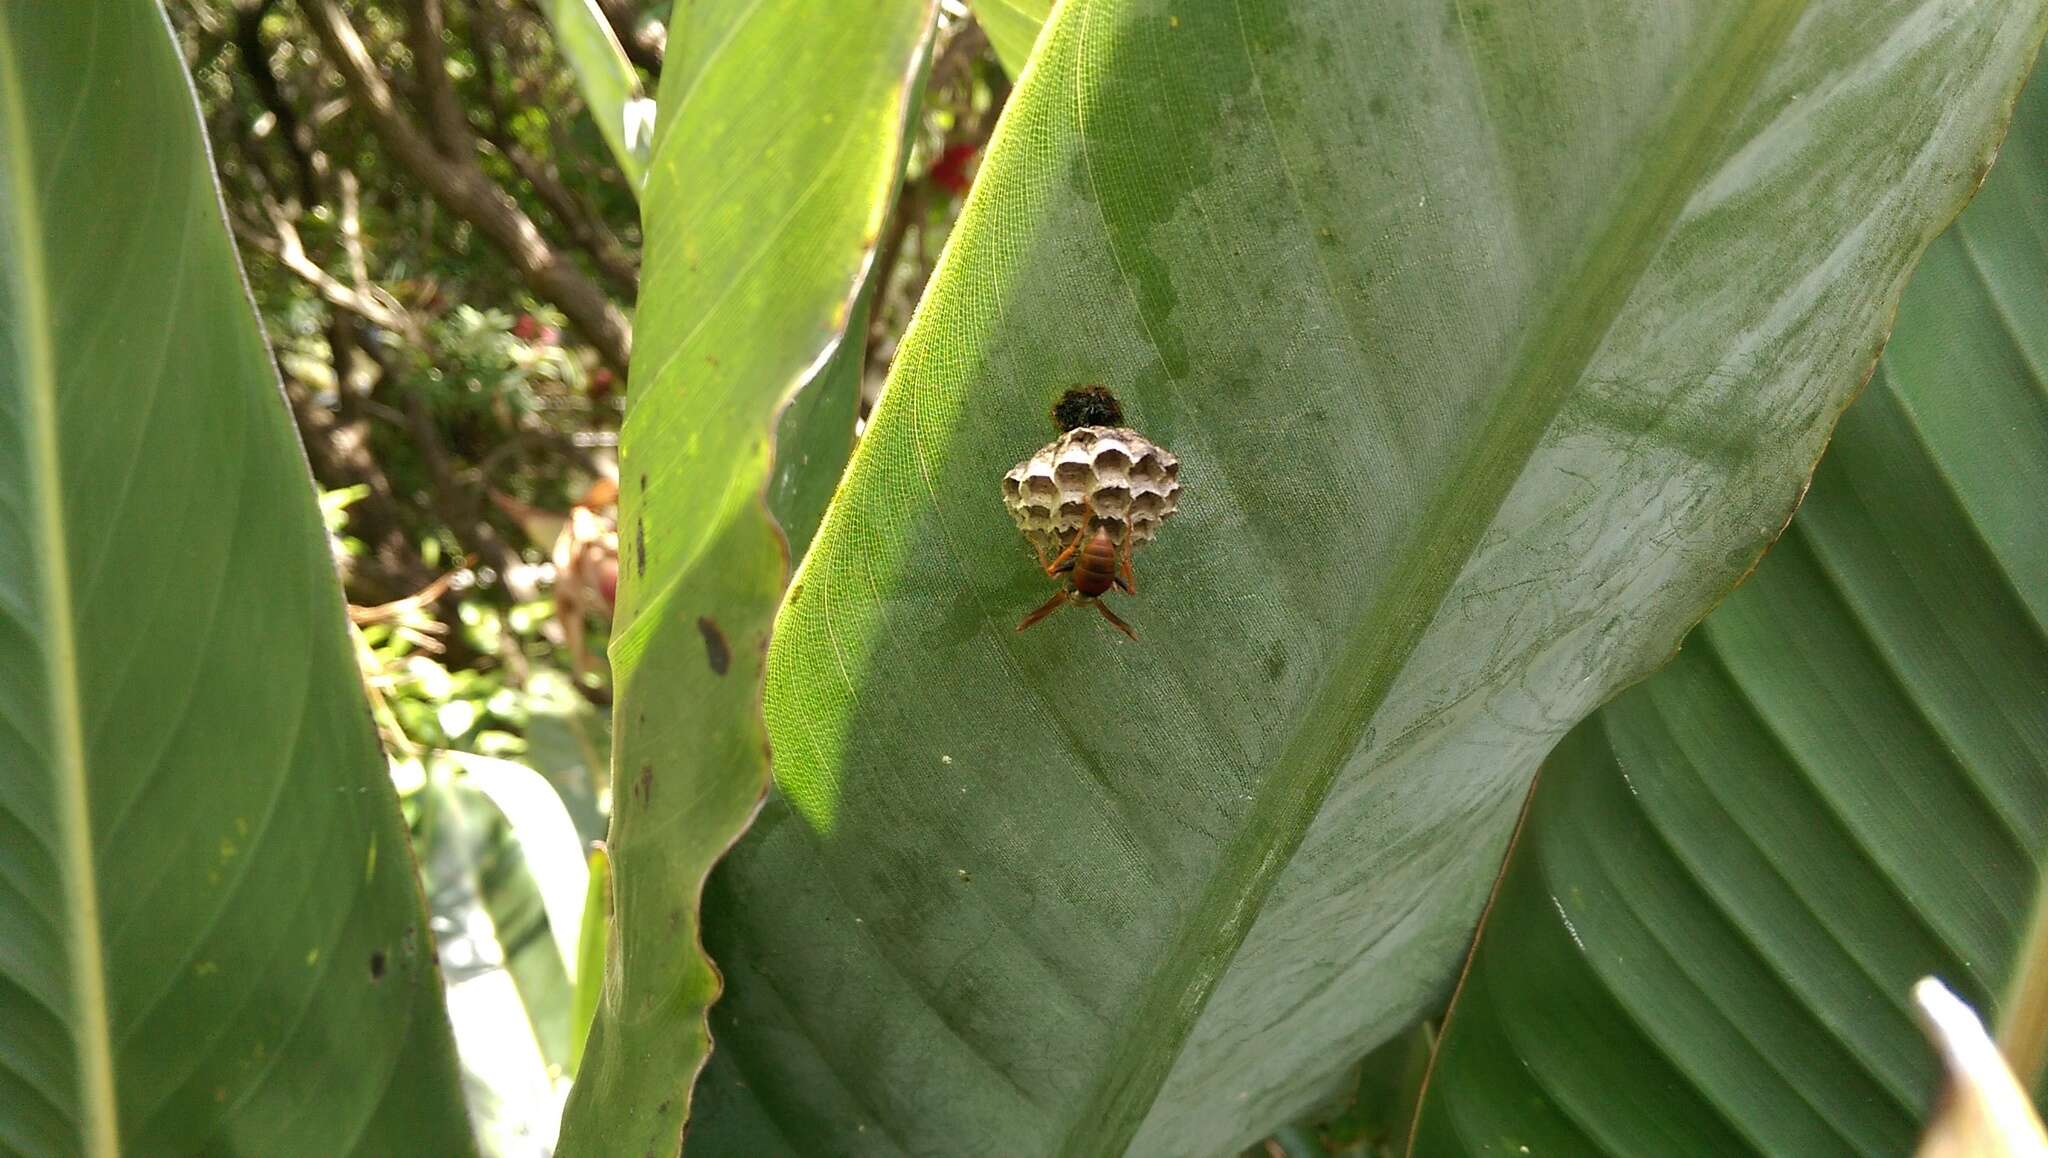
[1002,425,1180,554]
[1091,484,1134,517]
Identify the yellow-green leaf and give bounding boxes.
[556,1,940,1151]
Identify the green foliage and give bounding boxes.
[0,3,470,1151]
[568,845,610,1076]
[536,0,653,191]
[685,1,2048,1154]
[557,2,941,1153]
[17,2,2045,1153]
[972,0,1053,75]
[174,0,631,609]
[1411,65,2048,1156]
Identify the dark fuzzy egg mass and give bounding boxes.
[1052,385,1124,432]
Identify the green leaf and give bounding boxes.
[518,666,610,846]
[557,1,940,1151]
[425,752,591,1080]
[1313,1023,1436,1157]
[1410,60,2048,1157]
[768,259,878,566]
[568,846,609,1077]
[973,0,1053,76]
[690,2,2048,1153]
[771,9,941,567]
[417,776,566,1152]
[538,0,654,192]
[418,774,572,1103]
[0,4,471,1154]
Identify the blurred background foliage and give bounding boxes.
[165,0,1004,1149]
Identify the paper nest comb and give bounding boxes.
[1002,425,1181,558]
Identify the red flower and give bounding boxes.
[929,143,979,196]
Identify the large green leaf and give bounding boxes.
[556,1,940,1151]
[0,3,471,1154]
[1410,65,2048,1157]
[689,2,2048,1153]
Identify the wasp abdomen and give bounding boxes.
[1070,527,1121,597]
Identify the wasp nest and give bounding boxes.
[1002,425,1180,556]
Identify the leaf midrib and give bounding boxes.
[0,11,117,1155]
[1057,3,1811,1152]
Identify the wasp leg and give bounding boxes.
[1115,534,1137,594]
[1043,521,1088,577]
[1093,599,1138,641]
[1016,589,1072,632]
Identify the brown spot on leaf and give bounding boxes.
[634,762,654,805]
[635,519,647,578]
[697,616,731,675]
[368,950,387,980]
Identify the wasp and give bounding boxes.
[1016,514,1139,640]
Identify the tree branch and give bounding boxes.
[234,202,423,341]
[496,140,641,296]
[401,0,476,155]
[302,0,633,374]
[468,426,600,484]
[232,0,319,205]
[468,2,639,296]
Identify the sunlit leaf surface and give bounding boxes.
[556,1,940,1151]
